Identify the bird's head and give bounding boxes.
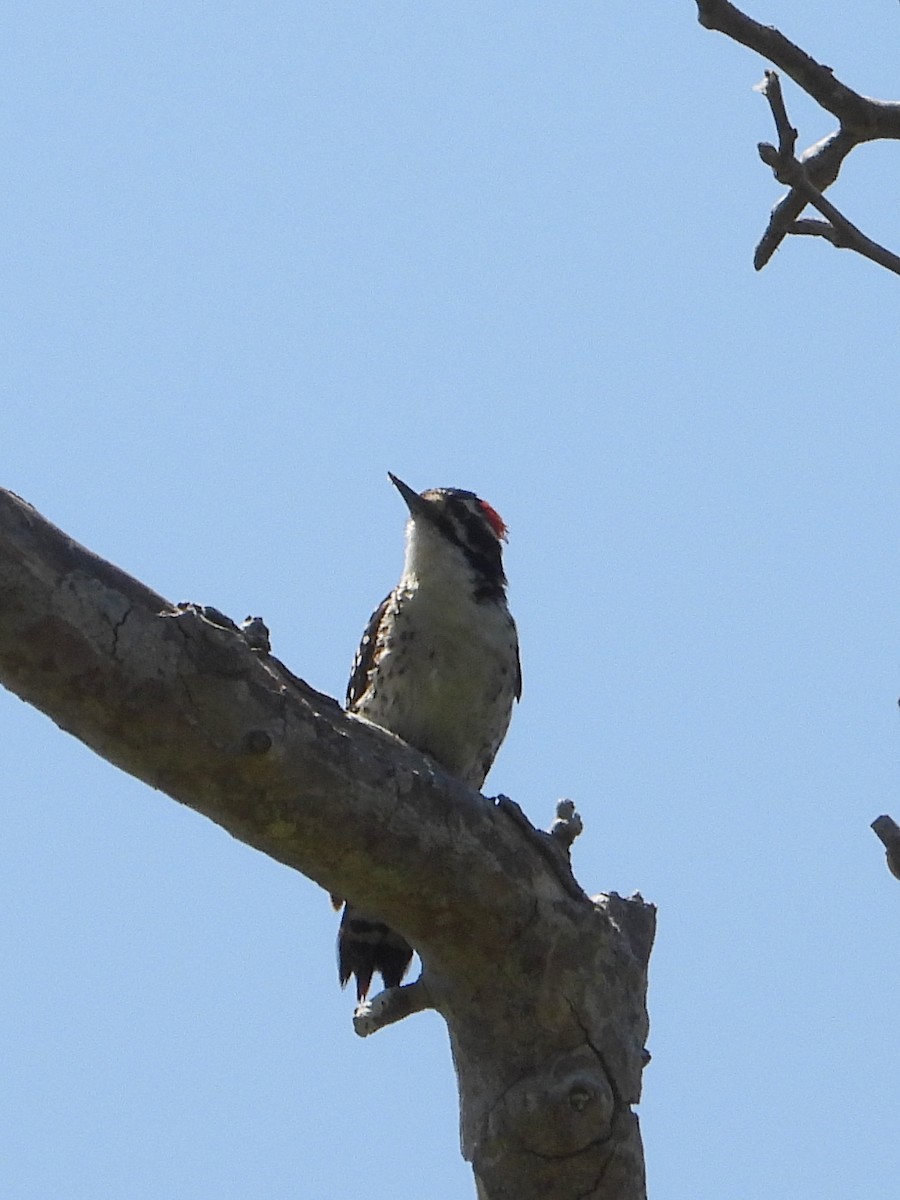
[389,473,509,599]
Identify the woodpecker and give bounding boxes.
[334,473,521,1003]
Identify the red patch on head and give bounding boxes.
[479,499,508,541]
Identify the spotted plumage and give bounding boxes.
[335,473,520,1003]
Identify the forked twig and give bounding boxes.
[694,0,900,273]
[755,73,900,276]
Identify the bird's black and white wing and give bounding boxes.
[346,595,390,712]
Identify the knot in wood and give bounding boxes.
[242,728,273,755]
[485,1046,615,1159]
[568,1084,592,1113]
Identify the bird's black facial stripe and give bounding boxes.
[429,500,506,599]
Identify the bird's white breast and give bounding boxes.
[357,579,518,789]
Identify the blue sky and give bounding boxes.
[2,3,900,1197]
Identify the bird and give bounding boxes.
[334,473,521,1003]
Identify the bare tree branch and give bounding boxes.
[693,0,900,272]
[755,68,796,158]
[0,487,654,1200]
[696,0,900,130]
[756,80,900,276]
[353,977,435,1037]
[753,126,857,270]
[789,218,844,245]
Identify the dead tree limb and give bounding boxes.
[0,487,654,1200]
[694,0,900,272]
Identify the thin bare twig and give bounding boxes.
[754,70,796,159]
[757,134,900,275]
[789,218,845,245]
[753,127,857,270]
[352,978,434,1037]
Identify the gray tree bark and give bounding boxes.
[0,487,654,1200]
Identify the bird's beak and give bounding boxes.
[388,473,430,519]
